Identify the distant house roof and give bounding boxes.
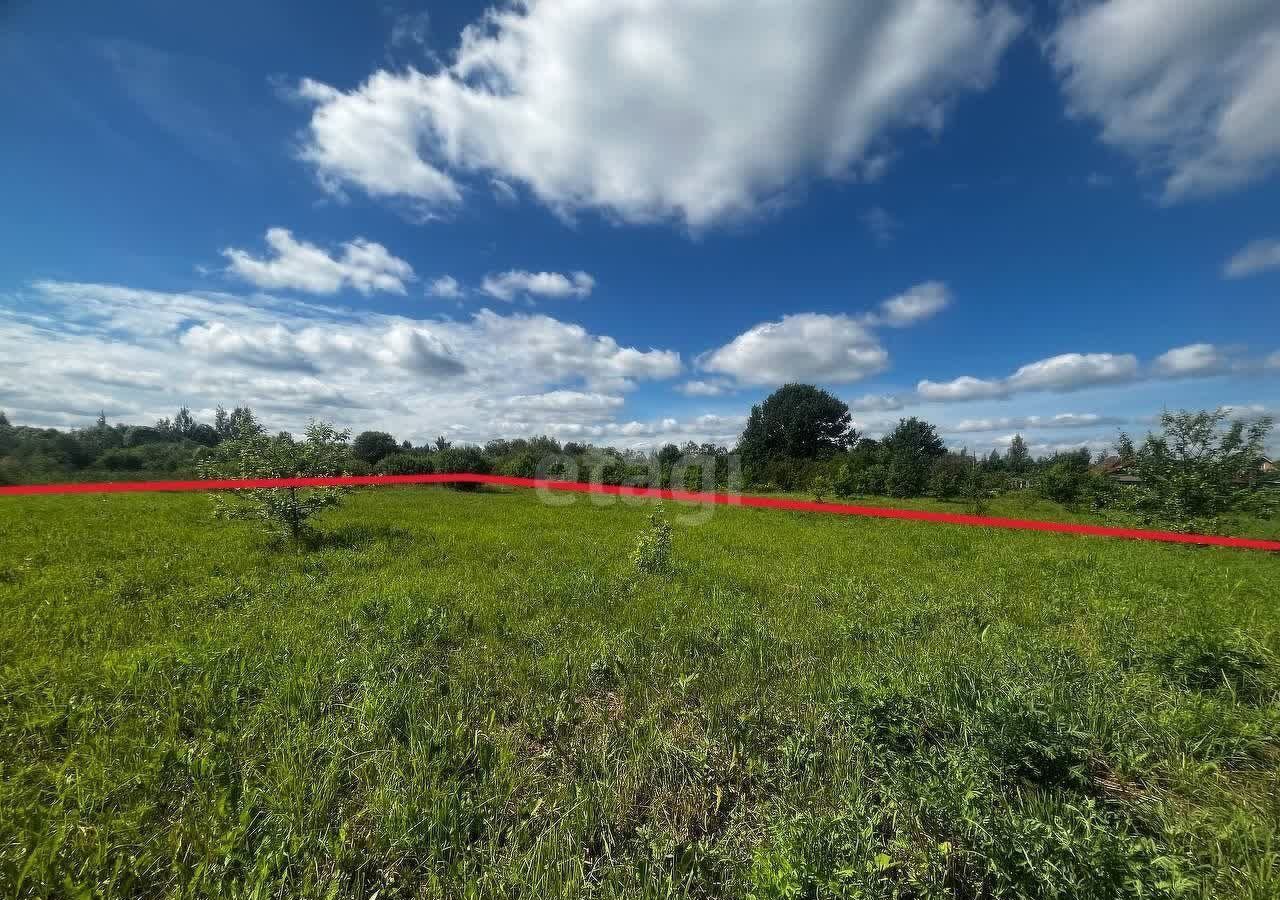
[1091,456,1141,483]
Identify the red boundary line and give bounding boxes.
[2,473,1278,552]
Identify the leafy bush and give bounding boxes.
[811,474,832,503]
[832,462,857,498]
[432,445,492,491]
[1116,409,1275,532]
[1037,460,1084,505]
[200,421,352,546]
[631,510,672,574]
[927,454,970,500]
[856,463,888,495]
[373,452,435,476]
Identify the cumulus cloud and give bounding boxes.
[295,1,1022,227]
[873,281,950,327]
[699,313,888,386]
[695,281,950,387]
[480,270,595,302]
[918,352,1139,401]
[1224,237,1280,279]
[1152,343,1232,377]
[223,227,415,295]
[1006,352,1138,392]
[1050,0,1280,201]
[0,280,681,441]
[428,275,463,298]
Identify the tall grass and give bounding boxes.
[1,488,1278,898]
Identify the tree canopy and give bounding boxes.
[737,384,853,470]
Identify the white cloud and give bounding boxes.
[949,413,1126,433]
[678,379,734,397]
[0,281,681,441]
[1267,350,1280,370]
[1152,343,1232,377]
[501,390,624,416]
[1050,0,1280,201]
[1224,237,1280,278]
[223,227,415,295]
[849,393,906,412]
[917,374,1007,402]
[1006,352,1138,392]
[295,1,1022,227]
[428,275,463,298]
[874,280,950,327]
[480,270,595,302]
[695,281,950,387]
[919,352,1139,402]
[699,313,888,386]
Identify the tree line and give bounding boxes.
[1,382,1274,534]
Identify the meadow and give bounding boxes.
[1,486,1278,898]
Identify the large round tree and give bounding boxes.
[737,383,854,468]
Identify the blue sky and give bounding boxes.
[2,0,1279,455]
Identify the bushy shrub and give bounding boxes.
[811,474,832,503]
[928,455,970,500]
[200,421,352,546]
[1116,409,1275,532]
[856,463,888,495]
[1037,460,1084,505]
[631,510,672,575]
[373,452,435,476]
[433,445,492,491]
[498,449,540,479]
[886,459,926,498]
[833,462,857,498]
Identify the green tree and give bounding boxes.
[0,410,9,427]
[1118,409,1275,532]
[173,406,195,436]
[737,384,854,476]
[1006,434,1031,474]
[881,417,946,497]
[352,430,400,465]
[200,421,351,546]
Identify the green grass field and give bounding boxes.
[2,487,1279,898]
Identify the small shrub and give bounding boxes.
[200,420,351,546]
[833,462,857,498]
[632,510,672,574]
[811,474,832,503]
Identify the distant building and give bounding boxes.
[1091,456,1141,485]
